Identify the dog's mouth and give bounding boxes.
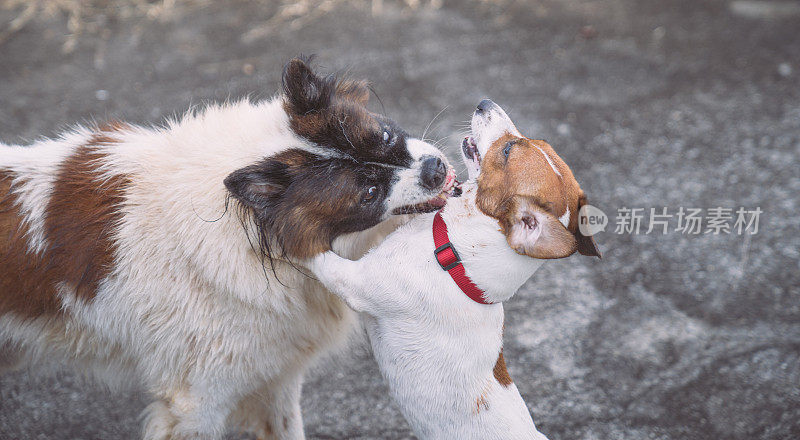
[392,168,460,215]
[462,136,481,168]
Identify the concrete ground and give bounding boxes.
[1,0,799,438]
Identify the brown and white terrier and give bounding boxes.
[464,99,601,260]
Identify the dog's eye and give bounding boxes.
[503,141,514,159]
[361,186,378,203]
[383,131,390,143]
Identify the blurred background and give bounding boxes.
[1,0,799,439]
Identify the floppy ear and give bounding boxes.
[224,159,292,211]
[282,56,334,115]
[575,194,602,258]
[504,200,578,259]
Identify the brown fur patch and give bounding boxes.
[45,141,129,301]
[259,420,273,439]
[476,133,589,258]
[476,134,579,229]
[0,171,63,317]
[0,132,129,318]
[493,351,513,387]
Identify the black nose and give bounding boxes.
[476,99,495,114]
[420,156,446,190]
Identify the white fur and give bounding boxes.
[0,96,444,440]
[559,207,571,228]
[535,145,562,177]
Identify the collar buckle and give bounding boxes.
[434,241,461,271]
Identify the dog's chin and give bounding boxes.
[392,168,460,215]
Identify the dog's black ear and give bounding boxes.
[224,160,291,211]
[576,194,602,258]
[226,149,316,210]
[576,228,601,258]
[282,55,335,115]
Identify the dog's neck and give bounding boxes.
[438,182,544,304]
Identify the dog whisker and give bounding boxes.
[421,105,449,142]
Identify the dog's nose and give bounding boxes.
[420,156,446,190]
[476,99,496,114]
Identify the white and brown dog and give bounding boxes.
[0,57,457,440]
[306,99,600,439]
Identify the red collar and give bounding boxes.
[432,211,491,305]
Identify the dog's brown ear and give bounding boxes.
[575,194,602,258]
[504,200,578,259]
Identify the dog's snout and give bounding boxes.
[420,156,446,190]
[476,99,496,114]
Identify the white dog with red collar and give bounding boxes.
[307,100,600,439]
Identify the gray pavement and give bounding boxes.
[1,0,799,439]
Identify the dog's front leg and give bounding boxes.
[306,252,373,314]
[142,380,244,440]
[229,372,305,440]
